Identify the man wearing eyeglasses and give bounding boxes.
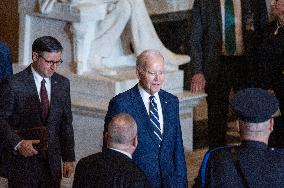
[104,49,188,187]
[0,36,75,187]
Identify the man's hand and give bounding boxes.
[191,73,206,93]
[63,162,75,178]
[18,140,40,157]
[267,89,275,95]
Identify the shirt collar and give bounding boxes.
[240,140,268,150]
[109,148,132,159]
[31,65,51,86]
[138,84,159,101]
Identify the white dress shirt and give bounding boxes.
[109,148,132,159]
[221,0,244,56]
[31,66,51,103]
[138,84,164,134]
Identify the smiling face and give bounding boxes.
[32,51,62,78]
[137,54,165,95]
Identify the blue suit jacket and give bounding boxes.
[105,85,188,188]
[0,42,13,81]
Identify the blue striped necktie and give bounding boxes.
[149,96,162,146]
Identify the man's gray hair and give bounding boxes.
[107,113,137,146]
[136,49,164,71]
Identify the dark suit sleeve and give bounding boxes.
[190,0,204,75]
[59,79,75,162]
[251,26,274,90]
[251,0,268,32]
[72,159,86,188]
[0,79,22,149]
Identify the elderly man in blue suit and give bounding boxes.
[104,49,188,187]
[0,42,13,81]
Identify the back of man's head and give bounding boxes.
[231,88,279,143]
[107,113,137,152]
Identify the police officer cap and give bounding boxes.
[231,88,279,123]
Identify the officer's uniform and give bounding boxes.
[203,140,284,188]
[194,88,284,188]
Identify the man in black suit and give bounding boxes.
[73,113,150,188]
[190,0,269,149]
[253,0,284,148]
[0,36,75,187]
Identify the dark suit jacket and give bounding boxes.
[0,65,75,182]
[104,85,188,188]
[195,141,284,188]
[0,42,13,81]
[253,21,284,91]
[190,0,268,83]
[73,148,150,188]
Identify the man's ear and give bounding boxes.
[133,135,138,149]
[136,69,141,80]
[104,132,109,145]
[32,52,39,62]
[268,118,274,132]
[236,120,240,132]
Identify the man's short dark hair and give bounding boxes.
[32,36,63,56]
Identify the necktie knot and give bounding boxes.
[149,95,155,102]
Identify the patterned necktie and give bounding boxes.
[149,96,162,146]
[40,79,49,121]
[225,0,236,55]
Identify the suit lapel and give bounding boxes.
[241,0,250,33]
[23,66,42,120]
[159,91,171,148]
[47,74,59,123]
[131,86,161,147]
[213,0,222,34]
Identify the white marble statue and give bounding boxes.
[38,0,56,13]
[39,0,191,75]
